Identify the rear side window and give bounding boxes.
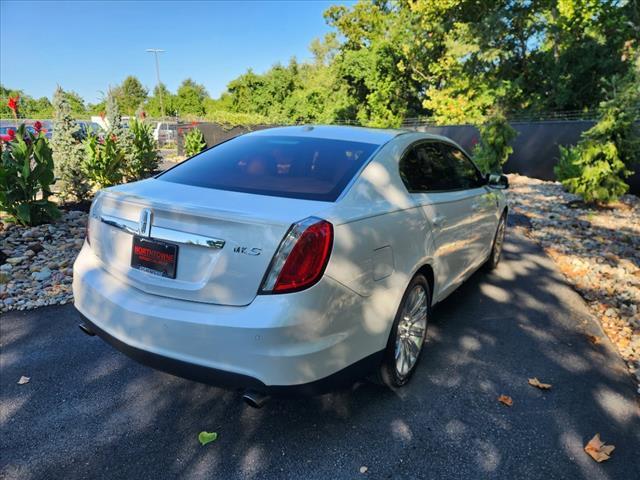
[158,135,379,201]
[399,142,459,191]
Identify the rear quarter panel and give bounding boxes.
[322,134,436,348]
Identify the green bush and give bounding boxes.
[556,140,630,203]
[554,56,639,203]
[472,112,518,174]
[0,124,60,225]
[124,118,160,181]
[554,145,582,182]
[51,86,91,201]
[183,127,207,157]
[83,133,124,189]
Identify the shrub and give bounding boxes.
[183,127,207,157]
[83,133,124,189]
[472,112,518,174]
[105,87,136,173]
[51,86,91,201]
[124,118,160,181]
[554,50,639,203]
[0,124,60,225]
[554,146,583,182]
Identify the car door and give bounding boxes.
[399,141,476,300]
[440,143,498,272]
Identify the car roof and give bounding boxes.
[245,125,468,150]
[247,125,407,146]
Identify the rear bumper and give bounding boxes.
[73,243,385,392]
[77,312,382,394]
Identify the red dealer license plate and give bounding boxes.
[131,236,178,279]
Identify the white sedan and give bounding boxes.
[73,125,508,403]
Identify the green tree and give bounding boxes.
[0,86,53,119]
[175,78,208,116]
[115,76,148,116]
[145,83,177,117]
[87,100,106,116]
[63,91,87,117]
[51,86,91,201]
[324,2,422,126]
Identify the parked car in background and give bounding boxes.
[75,121,104,141]
[74,125,508,405]
[153,122,178,145]
[0,121,53,139]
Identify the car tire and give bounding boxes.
[484,212,507,271]
[375,274,431,388]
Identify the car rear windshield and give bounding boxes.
[158,135,380,201]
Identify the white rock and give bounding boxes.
[6,257,25,265]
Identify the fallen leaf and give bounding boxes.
[498,394,513,406]
[198,431,218,446]
[17,376,30,385]
[584,434,614,462]
[528,377,552,390]
[587,334,601,345]
[359,466,368,474]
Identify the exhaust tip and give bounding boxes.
[78,323,96,336]
[242,390,271,408]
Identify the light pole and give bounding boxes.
[146,49,165,120]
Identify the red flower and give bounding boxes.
[34,121,43,133]
[7,128,16,140]
[139,111,146,119]
[7,96,19,113]
[110,134,117,142]
[190,121,198,127]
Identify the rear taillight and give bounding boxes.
[260,217,333,294]
[86,192,103,247]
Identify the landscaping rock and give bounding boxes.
[6,257,26,265]
[0,210,87,314]
[31,268,52,282]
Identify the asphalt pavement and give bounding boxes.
[1,231,639,479]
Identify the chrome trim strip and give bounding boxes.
[100,214,225,249]
[151,225,226,249]
[100,215,138,235]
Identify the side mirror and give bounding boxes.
[486,173,509,189]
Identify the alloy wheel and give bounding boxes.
[394,284,428,377]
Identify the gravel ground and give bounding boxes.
[506,174,640,392]
[0,211,86,313]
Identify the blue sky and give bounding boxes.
[0,0,351,104]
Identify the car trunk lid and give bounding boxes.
[89,179,330,306]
